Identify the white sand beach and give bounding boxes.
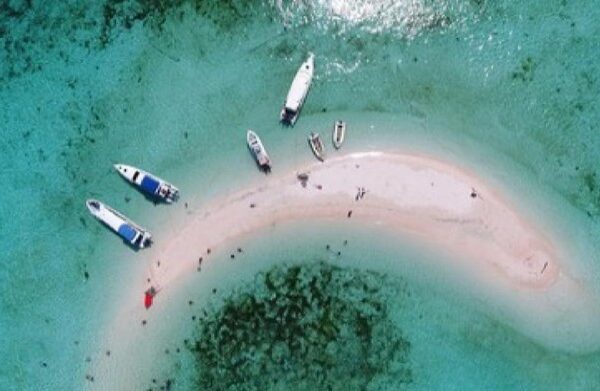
[94,151,600,388]
[149,151,560,290]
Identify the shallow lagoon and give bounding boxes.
[1,0,600,389]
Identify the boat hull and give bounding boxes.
[247,130,272,172]
[280,53,314,126]
[308,132,326,162]
[333,120,346,149]
[86,199,152,249]
[114,164,179,203]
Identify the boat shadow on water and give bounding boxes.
[258,164,272,174]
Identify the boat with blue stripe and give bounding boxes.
[114,164,179,203]
[86,199,152,248]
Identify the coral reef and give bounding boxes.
[189,262,412,390]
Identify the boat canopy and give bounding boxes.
[118,224,137,242]
[141,176,160,194]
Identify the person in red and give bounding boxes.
[144,286,157,309]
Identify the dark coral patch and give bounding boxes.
[189,262,412,390]
[511,56,536,82]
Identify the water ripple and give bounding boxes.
[273,0,482,39]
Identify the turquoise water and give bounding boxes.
[1,0,600,389]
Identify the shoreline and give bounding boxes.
[148,151,560,291]
[92,150,600,388]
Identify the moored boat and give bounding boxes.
[280,53,314,126]
[308,132,326,162]
[114,164,179,203]
[247,130,272,172]
[86,199,152,248]
[332,120,346,149]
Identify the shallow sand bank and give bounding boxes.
[151,151,560,290]
[93,151,600,388]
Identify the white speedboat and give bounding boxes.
[280,53,315,126]
[308,132,326,162]
[114,164,179,203]
[332,120,346,149]
[86,199,152,248]
[247,130,272,172]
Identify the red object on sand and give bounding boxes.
[144,292,154,309]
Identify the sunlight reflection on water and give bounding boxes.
[273,0,478,38]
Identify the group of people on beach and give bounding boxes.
[355,187,368,201]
